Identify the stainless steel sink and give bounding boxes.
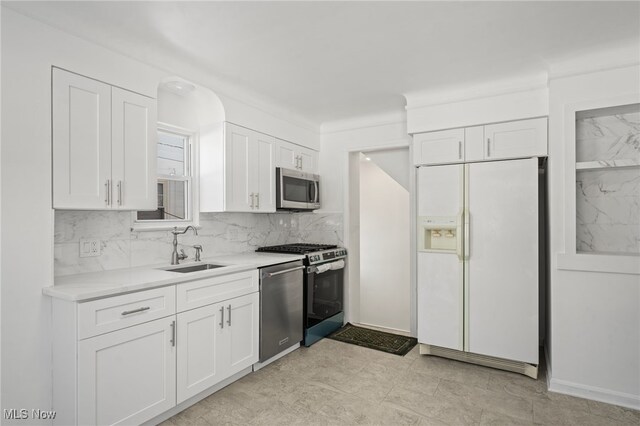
[165,263,225,273]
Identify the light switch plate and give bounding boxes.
[79,238,101,257]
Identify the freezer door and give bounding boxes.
[467,158,538,364]
[417,165,464,350]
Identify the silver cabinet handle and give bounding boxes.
[249,192,255,209]
[219,306,224,329]
[256,193,260,209]
[266,265,305,277]
[170,320,176,347]
[298,155,303,170]
[121,306,150,316]
[227,304,231,326]
[487,138,491,157]
[105,180,110,205]
[458,141,462,159]
[117,180,122,206]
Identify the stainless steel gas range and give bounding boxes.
[256,243,347,346]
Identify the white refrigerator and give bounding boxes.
[417,157,538,366]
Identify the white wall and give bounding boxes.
[320,113,412,329]
[547,65,640,409]
[359,156,410,332]
[0,8,165,422]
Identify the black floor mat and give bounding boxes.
[328,323,417,356]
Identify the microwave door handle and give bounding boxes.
[313,181,319,203]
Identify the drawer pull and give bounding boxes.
[121,306,151,316]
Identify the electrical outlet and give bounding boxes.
[80,238,101,257]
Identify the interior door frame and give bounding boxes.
[343,140,416,336]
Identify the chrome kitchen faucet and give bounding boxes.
[171,226,198,265]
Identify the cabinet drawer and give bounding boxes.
[177,270,258,312]
[78,286,176,339]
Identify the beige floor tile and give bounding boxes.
[587,399,640,424]
[411,355,492,389]
[435,379,533,422]
[480,409,536,426]
[165,339,637,426]
[533,398,631,426]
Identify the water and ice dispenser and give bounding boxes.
[418,216,460,252]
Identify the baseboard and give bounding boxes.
[548,377,640,411]
[354,322,412,337]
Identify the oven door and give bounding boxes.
[277,168,319,210]
[305,261,344,328]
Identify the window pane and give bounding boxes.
[137,180,188,221]
[157,131,187,176]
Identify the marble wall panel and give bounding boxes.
[54,211,343,276]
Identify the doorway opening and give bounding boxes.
[353,148,411,334]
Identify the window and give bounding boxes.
[134,123,198,229]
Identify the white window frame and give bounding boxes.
[131,122,200,231]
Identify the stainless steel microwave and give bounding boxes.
[276,168,320,211]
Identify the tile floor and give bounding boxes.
[162,339,640,425]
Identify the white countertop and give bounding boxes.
[44,252,304,302]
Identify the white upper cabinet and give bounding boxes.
[275,138,318,173]
[413,128,464,165]
[412,118,547,166]
[52,69,112,209]
[53,68,157,210]
[201,122,276,213]
[484,117,547,160]
[111,87,157,210]
[224,123,275,212]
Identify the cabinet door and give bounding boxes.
[224,123,252,211]
[225,292,259,374]
[176,303,227,404]
[467,159,538,364]
[297,146,318,173]
[78,318,176,425]
[413,128,465,165]
[111,87,157,210]
[484,117,547,160]
[52,69,112,209]
[254,132,276,212]
[275,139,297,170]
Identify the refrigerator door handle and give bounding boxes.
[464,209,470,260]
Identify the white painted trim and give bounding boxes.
[548,39,640,81]
[321,110,406,134]
[404,73,548,109]
[548,377,640,411]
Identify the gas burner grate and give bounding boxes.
[256,243,338,254]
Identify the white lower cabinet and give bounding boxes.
[51,270,260,425]
[78,318,177,426]
[176,292,259,403]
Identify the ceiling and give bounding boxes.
[5,1,640,125]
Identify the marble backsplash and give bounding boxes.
[54,211,343,276]
[575,106,640,255]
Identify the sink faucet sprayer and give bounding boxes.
[171,226,198,265]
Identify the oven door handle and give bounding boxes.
[308,260,345,274]
[265,265,305,278]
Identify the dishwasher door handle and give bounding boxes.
[265,265,305,278]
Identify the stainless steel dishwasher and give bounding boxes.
[259,260,304,362]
